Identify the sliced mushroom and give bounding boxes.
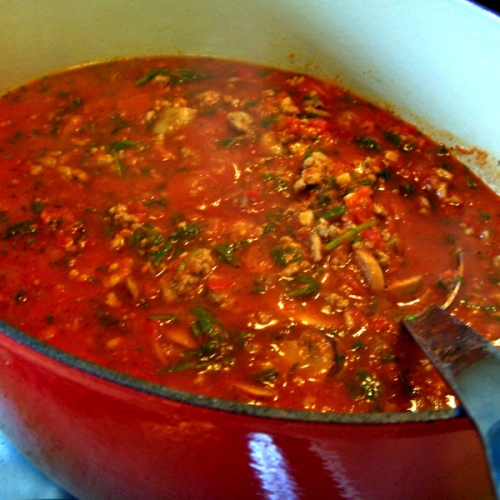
[278,330,335,379]
[386,275,423,300]
[163,325,198,349]
[354,249,385,293]
[232,382,277,398]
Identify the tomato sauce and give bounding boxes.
[1,56,500,413]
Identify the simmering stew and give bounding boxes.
[1,57,499,413]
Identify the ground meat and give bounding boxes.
[294,151,332,191]
[152,106,197,135]
[227,111,253,134]
[108,204,141,230]
[162,248,215,301]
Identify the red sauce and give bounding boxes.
[1,56,500,413]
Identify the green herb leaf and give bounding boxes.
[136,67,204,86]
[466,172,478,189]
[214,243,240,267]
[437,144,448,156]
[320,204,347,219]
[110,115,130,134]
[32,200,45,214]
[191,307,227,340]
[465,302,500,316]
[4,220,37,238]
[261,171,289,192]
[109,149,125,178]
[400,183,416,196]
[383,130,402,147]
[324,220,376,250]
[150,314,177,322]
[355,370,380,400]
[271,245,302,266]
[261,115,279,128]
[111,140,141,151]
[218,138,240,148]
[253,367,279,384]
[351,341,365,351]
[131,220,202,265]
[284,274,320,298]
[136,68,171,85]
[355,136,381,151]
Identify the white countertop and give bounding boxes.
[0,431,74,500]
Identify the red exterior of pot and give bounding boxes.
[0,331,494,500]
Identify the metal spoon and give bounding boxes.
[402,252,500,499]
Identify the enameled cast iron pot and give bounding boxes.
[1,1,500,498]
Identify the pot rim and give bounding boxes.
[0,318,462,425]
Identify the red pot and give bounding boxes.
[1,1,500,498]
[0,325,494,499]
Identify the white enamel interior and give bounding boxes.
[1,0,500,187]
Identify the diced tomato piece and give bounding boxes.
[307,118,330,135]
[344,185,374,223]
[117,93,155,122]
[241,245,274,274]
[369,315,396,334]
[207,275,235,293]
[144,318,159,337]
[362,226,382,248]
[245,189,262,205]
[61,115,84,136]
[280,115,302,136]
[234,66,260,80]
[338,269,368,297]
[149,143,176,162]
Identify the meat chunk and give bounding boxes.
[108,204,141,230]
[152,106,197,135]
[294,151,332,192]
[227,111,253,134]
[162,248,215,301]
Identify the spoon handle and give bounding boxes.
[403,305,500,499]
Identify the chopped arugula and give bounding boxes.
[150,314,178,322]
[260,115,279,128]
[218,138,241,148]
[355,370,380,400]
[319,204,347,219]
[383,130,402,147]
[32,200,45,214]
[355,136,381,151]
[383,130,414,151]
[464,301,500,318]
[284,274,320,298]
[136,67,204,86]
[271,245,302,266]
[109,149,125,178]
[130,220,202,265]
[214,243,240,267]
[161,308,233,373]
[260,171,288,192]
[191,307,226,339]
[111,140,141,151]
[253,367,279,384]
[4,220,37,238]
